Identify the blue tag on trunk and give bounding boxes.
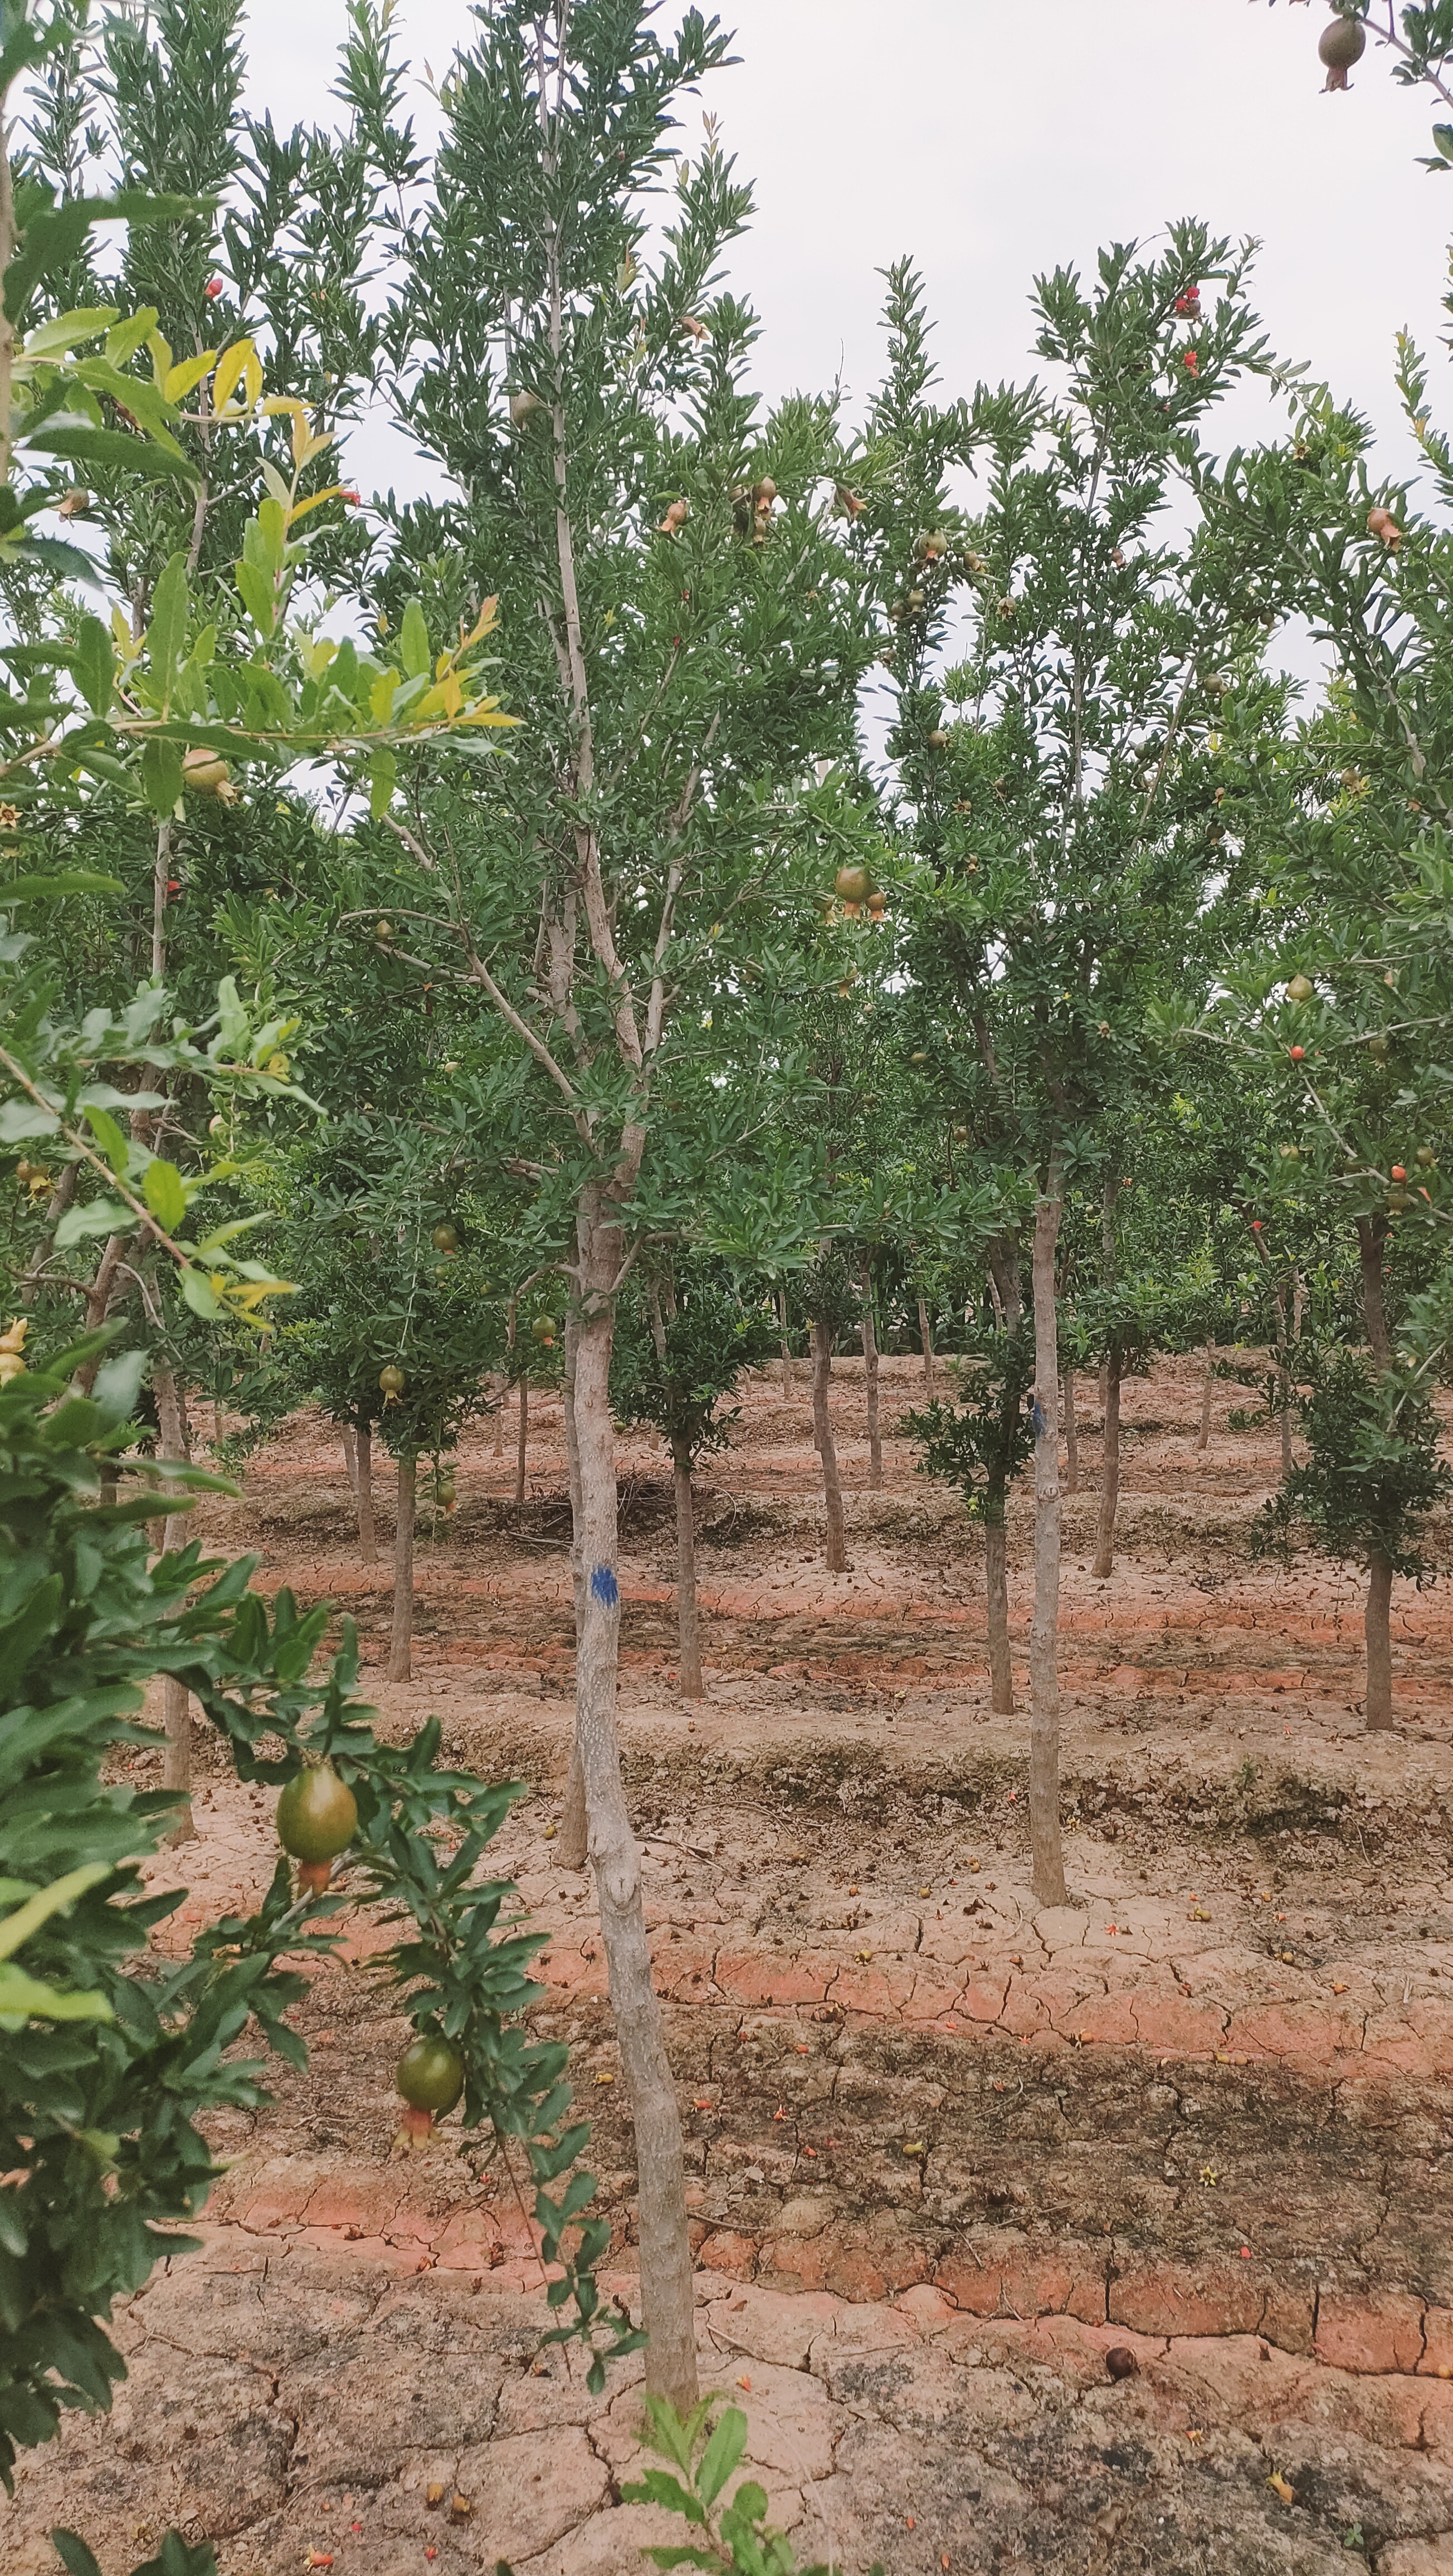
[589,1563,619,1609]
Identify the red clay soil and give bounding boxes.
[6,1354,1453,2576]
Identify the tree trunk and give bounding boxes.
[1196,1343,1213,1452]
[917,1294,935,1388]
[558,1306,589,1868]
[387,1452,416,1682]
[1030,1159,1068,1907]
[1062,1369,1079,1495]
[1091,1361,1120,1580]
[672,1437,703,1699]
[1357,1222,1396,1733]
[355,1421,376,1562]
[573,1185,696,2409]
[152,1363,196,1846]
[812,1318,848,1573]
[1272,1279,1293,1476]
[493,1371,506,1452]
[861,1270,882,1491]
[778,1287,792,1399]
[515,1378,529,1513]
[985,1517,1013,1715]
[342,1424,358,1492]
[1365,1549,1395,1731]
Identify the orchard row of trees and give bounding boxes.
[5,0,1453,2520]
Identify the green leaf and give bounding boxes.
[178,1264,221,1319]
[82,1102,130,1178]
[234,555,276,637]
[368,745,396,818]
[72,615,115,717]
[0,1863,113,1963]
[399,598,431,679]
[0,870,123,902]
[0,1572,64,1682]
[145,553,191,701]
[139,735,184,818]
[6,191,204,319]
[49,2533,106,2576]
[22,419,197,485]
[142,1158,187,1233]
[696,2406,749,2506]
[55,1196,132,1248]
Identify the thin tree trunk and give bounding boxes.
[1196,1343,1213,1452]
[153,1363,196,1846]
[387,1452,416,1682]
[861,1268,882,1491]
[559,1305,588,1868]
[17,1162,77,1305]
[1091,1361,1120,1580]
[778,1287,792,1398]
[515,1378,529,1512]
[672,1437,703,1699]
[1272,1280,1293,1476]
[342,1424,359,1493]
[1062,1369,1079,1495]
[1030,1158,1068,1907]
[812,1318,848,1572]
[573,1188,695,2408]
[985,1518,1013,1715]
[1365,1549,1395,1730]
[1357,1219,1396,1733]
[917,1294,935,1388]
[356,1421,376,1563]
[987,1269,1005,1328]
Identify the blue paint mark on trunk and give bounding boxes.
[590,1563,620,1609]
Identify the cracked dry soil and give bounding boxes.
[6,1353,1453,2576]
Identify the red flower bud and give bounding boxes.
[204,277,223,300]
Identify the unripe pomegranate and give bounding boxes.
[1286,974,1314,1003]
[835,863,871,904]
[531,1315,557,1348]
[1318,13,1366,87]
[432,1222,459,1255]
[395,2034,465,2147]
[1416,1146,1436,1167]
[182,746,235,799]
[276,1763,357,1896]
[379,1363,404,1399]
[509,389,543,428]
[928,729,950,749]
[374,920,394,943]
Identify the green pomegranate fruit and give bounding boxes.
[432,1222,459,1255]
[1416,1145,1437,1168]
[531,1315,557,1347]
[379,1363,405,1397]
[396,2035,465,2143]
[276,1764,357,1895]
[1286,974,1314,1003]
[834,863,871,905]
[1318,13,1366,75]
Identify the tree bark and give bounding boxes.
[1030,1158,1068,1907]
[572,1184,696,2408]
[153,1362,196,1846]
[861,1267,882,1490]
[1196,1343,1213,1451]
[1357,1220,1396,1733]
[1091,1361,1120,1579]
[672,1437,703,1699]
[812,1318,848,1572]
[1272,1277,1293,1476]
[342,1424,359,1492]
[515,1378,529,1513]
[778,1286,792,1399]
[387,1452,416,1682]
[1062,1369,1079,1495]
[985,1518,1013,1715]
[917,1294,935,1388]
[355,1421,376,1563]
[558,1304,589,1867]
[1365,1549,1395,1730]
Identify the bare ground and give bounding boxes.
[7,1354,1453,2576]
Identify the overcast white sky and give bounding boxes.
[235,0,1452,509]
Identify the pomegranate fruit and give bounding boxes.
[1318,13,1366,86]
[276,1764,358,1896]
[396,2034,465,2146]
[835,863,871,904]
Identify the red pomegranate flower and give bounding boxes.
[1182,349,1200,377]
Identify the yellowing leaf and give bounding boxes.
[287,484,345,526]
[164,351,217,404]
[459,594,500,652]
[369,669,399,725]
[212,338,255,414]
[243,350,264,409]
[147,327,174,384]
[460,700,520,728]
